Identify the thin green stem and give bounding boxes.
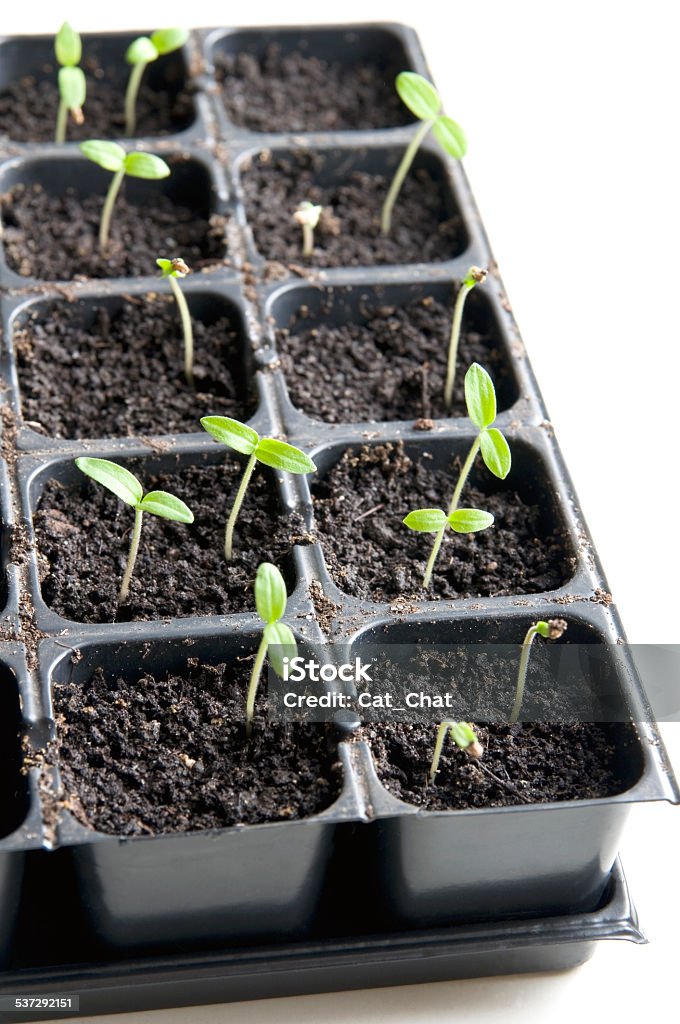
[429,721,451,784]
[55,99,68,144]
[381,118,434,235]
[118,507,143,605]
[302,223,314,257]
[99,167,125,255]
[422,434,482,589]
[225,452,257,561]
[125,60,147,136]
[510,625,540,724]
[169,275,194,386]
[444,281,473,410]
[246,631,269,738]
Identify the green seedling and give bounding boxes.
[429,720,483,784]
[293,201,323,257]
[79,140,170,254]
[74,457,193,605]
[247,562,297,738]
[510,618,568,724]
[124,28,189,136]
[404,362,511,589]
[444,266,488,410]
[157,257,194,385]
[200,416,316,560]
[54,22,86,144]
[381,71,466,236]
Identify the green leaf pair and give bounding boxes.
[126,29,189,66]
[395,72,467,159]
[80,140,171,179]
[54,23,86,144]
[200,417,316,475]
[464,363,512,479]
[403,507,494,534]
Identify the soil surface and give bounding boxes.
[0,56,193,143]
[312,443,574,602]
[14,295,253,440]
[242,151,465,269]
[0,184,225,281]
[35,460,307,623]
[361,720,639,809]
[277,295,514,423]
[215,47,408,133]
[55,657,340,834]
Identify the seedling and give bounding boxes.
[54,22,86,144]
[124,29,189,136]
[404,362,511,588]
[200,416,316,560]
[510,618,568,724]
[429,721,483,784]
[156,257,194,385]
[74,457,193,605]
[444,266,488,410]
[293,201,323,257]
[381,71,466,235]
[79,140,170,254]
[247,562,297,738]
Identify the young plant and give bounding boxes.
[200,417,316,561]
[510,618,568,724]
[124,29,189,137]
[247,562,297,738]
[156,257,194,386]
[404,362,511,589]
[293,201,323,257]
[381,71,466,236]
[54,22,86,144]
[444,266,488,410]
[429,720,483,784]
[79,140,170,254]
[74,457,194,605]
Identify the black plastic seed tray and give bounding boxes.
[0,20,677,1013]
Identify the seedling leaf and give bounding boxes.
[480,427,511,479]
[395,71,441,121]
[138,491,194,523]
[403,508,448,532]
[80,139,126,172]
[255,438,316,474]
[123,152,171,179]
[126,36,159,65]
[264,622,297,677]
[55,22,81,67]
[58,67,86,110]
[447,508,494,533]
[432,115,467,159]
[464,363,497,429]
[75,457,143,507]
[255,562,288,624]
[200,416,259,454]
[151,28,189,55]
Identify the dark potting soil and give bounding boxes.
[54,658,340,834]
[277,295,514,423]
[312,443,574,602]
[14,296,253,440]
[0,57,193,143]
[361,720,639,809]
[35,460,306,623]
[0,184,225,281]
[214,47,408,133]
[241,151,465,269]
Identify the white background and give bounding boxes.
[3,2,678,1021]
